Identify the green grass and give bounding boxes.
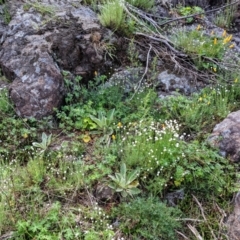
[214,1,237,29]
[171,27,234,71]
[23,2,56,16]
[0,67,240,238]
[126,0,154,10]
[1,3,240,236]
[98,0,126,32]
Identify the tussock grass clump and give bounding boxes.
[214,1,237,29]
[98,0,125,31]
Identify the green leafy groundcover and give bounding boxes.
[0,64,240,239]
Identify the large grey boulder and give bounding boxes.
[0,0,109,119]
[208,110,240,162]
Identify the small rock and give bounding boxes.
[104,67,145,93]
[208,110,240,162]
[157,70,197,95]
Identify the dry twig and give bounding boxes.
[130,44,152,100]
[176,230,190,240]
[192,194,218,240]
[187,224,204,240]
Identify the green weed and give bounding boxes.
[32,132,52,157]
[15,202,82,239]
[176,5,204,23]
[108,162,141,198]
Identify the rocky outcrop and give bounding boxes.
[0,0,238,119]
[208,110,240,162]
[0,0,112,118]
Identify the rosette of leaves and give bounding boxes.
[89,108,115,144]
[32,132,52,156]
[108,163,141,197]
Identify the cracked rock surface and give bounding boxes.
[0,0,109,118]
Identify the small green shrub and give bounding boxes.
[180,141,235,196]
[118,120,183,194]
[57,71,158,131]
[0,117,38,161]
[112,197,182,240]
[57,101,97,131]
[57,72,116,131]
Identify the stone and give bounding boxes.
[208,110,240,162]
[103,67,146,93]
[157,70,198,95]
[0,0,112,118]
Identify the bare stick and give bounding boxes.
[187,224,204,240]
[135,32,186,56]
[192,194,218,240]
[124,1,183,55]
[176,230,190,240]
[214,202,228,239]
[130,44,152,100]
